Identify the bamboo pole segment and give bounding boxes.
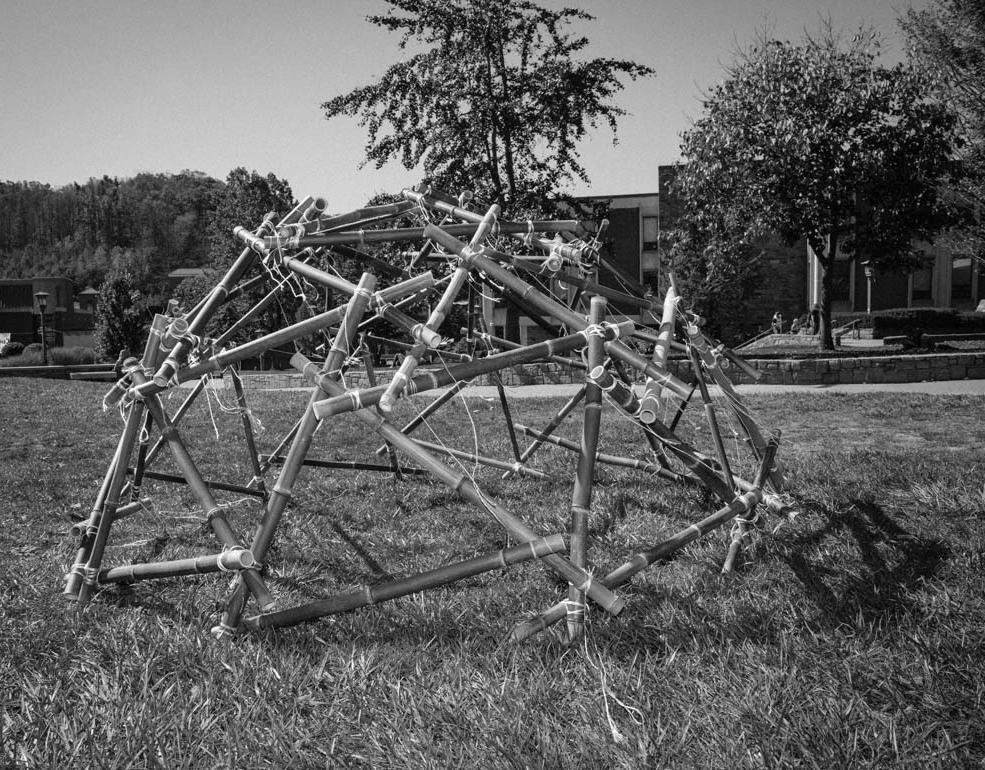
[309,374,625,615]
[511,260,660,315]
[681,318,784,491]
[230,368,266,495]
[567,296,606,642]
[138,388,276,613]
[128,410,154,504]
[639,286,679,425]
[309,322,634,420]
[373,379,470,457]
[471,330,587,371]
[588,364,642,415]
[98,548,256,585]
[258,417,302,477]
[244,534,567,630]
[501,386,586,480]
[279,199,417,238]
[512,424,691,484]
[69,498,150,538]
[216,273,378,637]
[129,469,267,499]
[423,224,692,400]
[512,440,779,642]
[378,203,500,414]
[409,438,548,479]
[643,417,735,504]
[260,218,578,252]
[687,344,735,494]
[149,208,286,389]
[360,334,404,479]
[70,360,150,603]
[260,455,429,476]
[130,271,435,398]
[475,318,523,464]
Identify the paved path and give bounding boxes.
[425,379,985,399]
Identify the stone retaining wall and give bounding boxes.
[235,351,985,390]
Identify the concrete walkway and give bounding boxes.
[429,379,985,399]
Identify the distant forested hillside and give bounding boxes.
[0,168,294,305]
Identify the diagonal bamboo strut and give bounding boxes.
[512,438,780,642]
[215,273,378,637]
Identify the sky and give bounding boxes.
[1,0,927,210]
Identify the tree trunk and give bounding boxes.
[814,232,837,351]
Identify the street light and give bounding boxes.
[34,291,49,365]
[861,261,874,316]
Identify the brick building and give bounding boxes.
[0,277,97,349]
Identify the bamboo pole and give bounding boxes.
[139,388,276,613]
[215,273,377,637]
[230,367,266,495]
[307,373,626,615]
[501,387,586,480]
[373,379,470,457]
[260,455,429,475]
[244,534,567,630]
[512,441,779,642]
[130,469,266,499]
[260,219,577,251]
[64,399,144,601]
[99,548,256,585]
[639,286,678,425]
[409,438,548,479]
[567,296,606,641]
[512,424,690,484]
[422,224,691,400]
[682,319,784,490]
[129,271,435,398]
[309,322,633,420]
[687,344,735,493]
[471,330,588,371]
[378,203,500,414]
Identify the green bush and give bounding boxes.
[0,340,24,357]
[0,346,102,368]
[870,307,985,338]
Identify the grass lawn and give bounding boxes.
[1,377,983,768]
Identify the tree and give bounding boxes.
[673,25,957,348]
[206,168,295,267]
[95,267,148,360]
[902,0,985,263]
[322,0,653,215]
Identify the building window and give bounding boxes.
[952,256,973,300]
[642,216,658,250]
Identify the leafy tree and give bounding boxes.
[673,25,957,348]
[94,267,148,359]
[663,225,765,344]
[902,0,985,263]
[321,0,653,215]
[206,168,295,267]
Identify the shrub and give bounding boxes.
[1,341,24,357]
[870,307,985,338]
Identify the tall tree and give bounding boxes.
[94,267,148,359]
[206,167,295,266]
[902,0,985,262]
[322,0,653,214]
[673,25,956,348]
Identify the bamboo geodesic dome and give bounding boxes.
[62,184,793,643]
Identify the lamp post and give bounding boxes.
[862,261,874,316]
[35,291,49,365]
